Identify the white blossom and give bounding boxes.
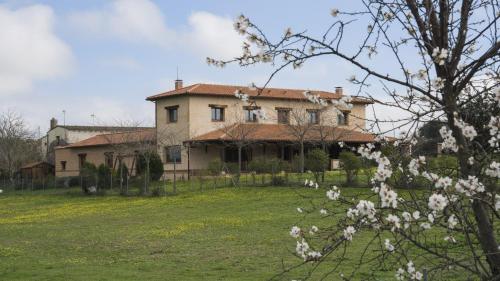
[420,222,431,230]
[412,211,420,220]
[431,47,449,65]
[428,193,448,212]
[379,183,398,208]
[485,161,500,178]
[386,214,401,231]
[330,8,339,17]
[439,126,458,152]
[448,214,458,229]
[495,195,500,211]
[432,77,446,90]
[356,200,376,219]
[444,236,457,243]
[290,226,301,238]
[326,186,340,200]
[343,226,356,241]
[296,239,310,258]
[435,177,453,189]
[385,239,395,252]
[297,207,303,213]
[309,225,319,235]
[320,209,328,215]
[455,176,485,196]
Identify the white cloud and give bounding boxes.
[68,0,243,59]
[184,11,243,59]
[0,4,73,95]
[68,0,174,47]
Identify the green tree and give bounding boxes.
[305,148,329,182]
[339,151,361,185]
[136,151,164,181]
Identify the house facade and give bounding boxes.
[147,81,376,178]
[41,118,150,164]
[54,129,155,177]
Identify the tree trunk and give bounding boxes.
[447,103,500,277]
[173,158,177,194]
[299,141,305,173]
[237,145,242,185]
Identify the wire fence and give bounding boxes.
[0,169,376,196]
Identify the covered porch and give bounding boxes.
[183,123,376,174]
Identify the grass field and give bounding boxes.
[0,185,472,280]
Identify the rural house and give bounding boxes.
[41,118,150,164]
[147,81,376,178]
[54,129,155,178]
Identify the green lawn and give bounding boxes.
[0,186,472,280]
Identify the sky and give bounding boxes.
[0,0,409,136]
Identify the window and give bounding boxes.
[308,110,319,124]
[104,152,114,167]
[277,108,290,124]
[244,107,259,122]
[60,161,66,171]
[211,107,225,121]
[165,145,182,163]
[166,106,179,123]
[56,136,60,144]
[337,112,349,125]
[78,153,87,168]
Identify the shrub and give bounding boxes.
[97,164,112,190]
[136,151,164,181]
[305,149,329,182]
[247,157,268,174]
[207,158,224,176]
[339,151,362,185]
[80,162,97,194]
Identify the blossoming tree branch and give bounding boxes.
[209,0,499,280]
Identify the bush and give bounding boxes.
[80,162,97,194]
[207,158,224,176]
[97,164,112,190]
[305,149,329,182]
[339,151,362,185]
[247,157,268,174]
[136,151,164,181]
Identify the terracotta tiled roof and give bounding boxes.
[52,125,152,132]
[60,129,155,148]
[20,161,53,169]
[146,83,372,104]
[188,124,376,143]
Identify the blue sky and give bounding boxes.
[0,0,407,134]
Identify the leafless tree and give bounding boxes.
[156,125,186,194]
[0,111,41,182]
[217,110,260,183]
[211,1,500,279]
[286,104,321,173]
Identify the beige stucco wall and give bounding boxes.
[187,95,366,137]
[154,94,367,173]
[55,145,138,178]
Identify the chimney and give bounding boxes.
[50,118,58,129]
[175,79,183,90]
[335,87,343,95]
